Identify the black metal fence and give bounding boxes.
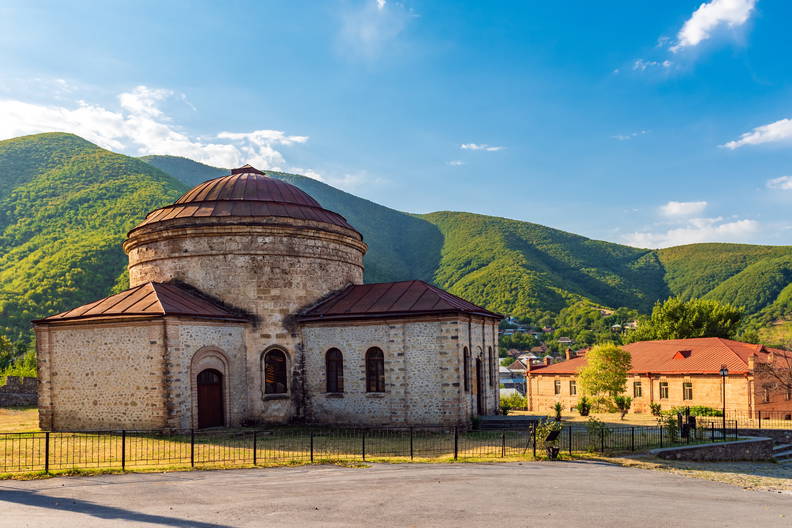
[721,410,792,430]
[0,421,740,475]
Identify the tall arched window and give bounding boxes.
[326,348,344,393]
[365,347,385,393]
[463,347,470,392]
[264,349,288,394]
[489,346,496,387]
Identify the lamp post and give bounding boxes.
[719,365,729,432]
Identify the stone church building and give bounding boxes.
[34,166,501,431]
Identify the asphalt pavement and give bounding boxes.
[0,461,789,527]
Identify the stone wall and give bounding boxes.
[162,318,248,430]
[527,372,753,414]
[737,428,792,444]
[125,219,366,424]
[0,376,37,407]
[301,315,499,426]
[650,437,773,462]
[36,320,168,431]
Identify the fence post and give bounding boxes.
[710,421,714,442]
[758,412,762,430]
[501,431,506,458]
[409,427,414,461]
[631,427,635,452]
[659,425,663,448]
[252,431,257,465]
[361,430,366,462]
[121,430,126,471]
[44,431,50,474]
[531,425,536,459]
[453,427,458,460]
[734,420,738,441]
[310,431,314,463]
[190,429,195,468]
[600,428,605,453]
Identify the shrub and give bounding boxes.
[499,392,527,415]
[584,416,609,452]
[649,402,662,417]
[660,413,679,443]
[575,397,591,416]
[552,402,563,421]
[614,395,632,419]
[669,405,723,417]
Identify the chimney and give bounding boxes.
[543,356,552,366]
[526,360,533,373]
[768,350,775,364]
[748,354,756,372]
[565,348,573,361]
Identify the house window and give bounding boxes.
[659,381,669,399]
[762,387,771,403]
[633,382,642,398]
[366,347,385,393]
[325,348,344,393]
[569,380,577,396]
[786,388,791,401]
[683,382,693,401]
[554,380,561,395]
[463,347,470,392]
[264,349,288,394]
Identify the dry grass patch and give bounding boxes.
[0,407,38,433]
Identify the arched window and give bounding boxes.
[489,346,496,387]
[365,347,385,393]
[264,349,288,394]
[463,347,470,392]
[326,348,344,393]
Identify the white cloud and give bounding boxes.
[0,85,320,176]
[624,217,760,248]
[612,130,648,141]
[338,0,414,60]
[632,59,671,71]
[767,175,792,190]
[722,118,792,149]
[446,160,465,166]
[671,0,756,52]
[660,200,708,217]
[460,143,505,152]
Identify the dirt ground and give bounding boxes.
[0,407,38,433]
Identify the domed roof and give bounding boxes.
[130,165,359,236]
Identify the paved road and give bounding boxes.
[0,462,789,527]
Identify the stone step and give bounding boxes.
[772,449,792,461]
[772,443,792,452]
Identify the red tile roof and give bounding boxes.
[298,280,502,322]
[527,338,790,376]
[35,282,248,323]
[130,165,360,236]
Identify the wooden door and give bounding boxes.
[197,369,224,428]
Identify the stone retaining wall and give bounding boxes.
[650,437,773,462]
[737,428,792,444]
[0,376,37,407]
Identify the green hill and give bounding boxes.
[1,134,792,350]
[0,134,186,343]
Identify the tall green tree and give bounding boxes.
[578,343,632,400]
[625,297,743,343]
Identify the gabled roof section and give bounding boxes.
[298,280,503,322]
[35,282,248,324]
[527,337,790,376]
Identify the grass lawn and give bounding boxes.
[0,407,38,433]
[511,410,661,427]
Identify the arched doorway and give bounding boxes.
[475,358,484,415]
[197,368,225,428]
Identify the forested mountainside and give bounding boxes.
[1,133,790,349]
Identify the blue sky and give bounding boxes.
[1,0,791,247]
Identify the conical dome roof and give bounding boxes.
[130,165,359,236]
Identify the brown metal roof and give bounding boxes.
[298,280,503,322]
[130,165,360,235]
[35,282,248,323]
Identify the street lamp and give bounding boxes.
[719,365,729,432]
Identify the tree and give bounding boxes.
[625,297,743,343]
[578,343,632,401]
